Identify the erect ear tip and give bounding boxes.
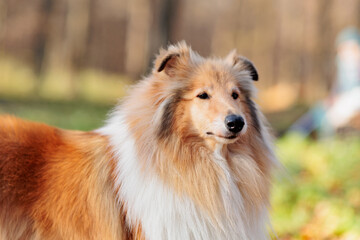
[225,50,259,81]
[225,49,238,63]
[157,53,179,72]
[237,56,259,81]
[252,71,259,81]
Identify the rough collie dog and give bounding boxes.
[0,42,278,239]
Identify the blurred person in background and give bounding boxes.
[290,27,360,137]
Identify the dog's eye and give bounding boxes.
[232,92,239,100]
[197,92,210,99]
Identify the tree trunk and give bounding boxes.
[33,0,53,95]
[124,0,151,79]
[146,0,179,73]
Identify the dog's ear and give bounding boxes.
[156,53,180,76]
[155,42,193,77]
[225,49,258,81]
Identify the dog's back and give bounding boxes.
[0,116,124,239]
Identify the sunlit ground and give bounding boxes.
[1,58,360,239]
[272,135,360,239]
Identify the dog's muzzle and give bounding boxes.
[225,114,245,134]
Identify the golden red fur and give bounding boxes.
[0,42,278,239]
[0,116,144,239]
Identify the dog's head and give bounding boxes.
[153,42,260,147]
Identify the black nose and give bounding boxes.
[225,115,245,133]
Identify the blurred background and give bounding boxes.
[0,0,360,239]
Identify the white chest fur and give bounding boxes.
[98,115,269,240]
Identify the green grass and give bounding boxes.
[0,55,129,130]
[0,98,112,131]
[0,56,131,104]
[272,134,360,239]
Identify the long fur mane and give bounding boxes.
[98,42,278,239]
[0,42,278,240]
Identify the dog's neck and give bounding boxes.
[98,112,271,240]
